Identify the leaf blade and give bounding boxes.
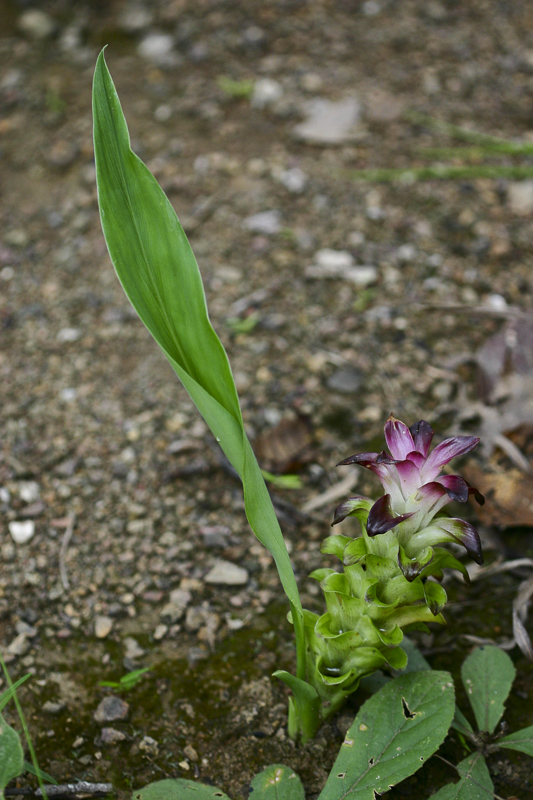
[132,779,230,800]
[317,671,455,800]
[427,752,493,799]
[460,646,515,734]
[0,713,24,792]
[250,765,305,800]
[499,724,533,756]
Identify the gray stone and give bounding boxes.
[17,481,40,503]
[139,736,159,755]
[204,560,249,586]
[124,637,145,660]
[118,3,153,33]
[327,368,364,395]
[278,168,307,193]
[293,98,361,145]
[18,10,56,40]
[7,633,30,657]
[42,700,66,715]
[94,696,130,723]
[243,210,281,235]
[508,181,533,216]
[94,615,113,639]
[137,33,179,68]
[100,727,127,744]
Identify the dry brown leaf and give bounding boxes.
[254,415,313,474]
[464,464,533,528]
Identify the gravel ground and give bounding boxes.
[2,0,533,797]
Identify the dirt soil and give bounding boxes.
[2,0,533,798]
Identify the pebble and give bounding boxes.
[124,637,145,660]
[326,368,364,394]
[184,744,198,762]
[396,244,417,263]
[153,624,168,640]
[94,696,130,723]
[160,588,191,623]
[277,168,307,193]
[305,249,378,287]
[294,98,361,145]
[7,633,30,657]
[137,33,179,68]
[17,481,40,503]
[251,78,283,109]
[243,210,281,235]
[17,10,56,40]
[118,3,153,33]
[204,560,249,586]
[42,700,66,714]
[9,520,35,544]
[57,327,81,343]
[508,181,533,215]
[139,736,159,756]
[94,615,113,639]
[101,727,127,744]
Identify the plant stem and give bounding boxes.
[348,164,533,183]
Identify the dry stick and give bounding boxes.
[59,515,75,591]
[5,783,113,798]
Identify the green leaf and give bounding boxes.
[427,752,493,799]
[0,713,24,792]
[132,780,231,800]
[92,52,303,632]
[400,637,431,672]
[499,724,533,756]
[23,761,59,784]
[461,646,515,734]
[451,706,475,738]
[0,674,31,712]
[317,671,455,800]
[250,765,305,800]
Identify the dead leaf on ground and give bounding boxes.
[253,415,313,474]
[464,464,533,528]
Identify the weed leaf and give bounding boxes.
[498,724,533,756]
[250,765,305,800]
[0,712,24,792]
[460,646,515,734]
[132,779,230,800]
[427,752,493,799]
[317,671,455,800]
[0,674,31,713]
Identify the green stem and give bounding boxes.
[404,109,533,152]
[291,601,306,683]
[0,653,48,800]
[348,164,533,183]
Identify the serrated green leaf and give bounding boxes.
[250,765,305,800]
[132,779,230,800]
[461,646,515,734]
[499,724,533,756]
[427,752,493,799]
[0,713,24,791]
[317,671,455,800]
[92,52,302,632]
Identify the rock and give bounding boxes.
[251,79,283,109]
[118,3,153,33]
[124,637,145,660]
[7,633,30,657]
[100,727,127,744]
[293,97,361,145]
[243,210,281,235]
[42,700,66,714]
[94,696,130,723]
[396,244,417,263]
[137,33,179,68]
[160,588,191,623]
[204,560,249,586]
[184,744,198,761]
[508,181,533,215]
[139,736,159,755]
[305,249,379,286]
[17,481,40,503]
[17,10,56,40]
[57,327,81,343]
[153,624,168,640]
[327,368,364,394]
[94,616,113,639]
[9,520,35,544]
[278,167,307,193]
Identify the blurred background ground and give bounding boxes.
[1,0,533,797]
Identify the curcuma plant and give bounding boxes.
[276,416,485,738]
[93,52,484,746]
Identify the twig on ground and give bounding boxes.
[5,783,113,798]
[59,515,75,591]
[301,471,358,514]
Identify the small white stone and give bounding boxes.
[294,97,361,145]
[153,624,168,640]
[243,210,282,235]
[508,181,533,216]
[18,10,56,40]
[57,327,81,342]
[485,293,507,311]
[204,560,249,586]
[9,521,35,544]
[251,78,283,109]
[278,167,307,193]
[315,249,354,270]
[18,481,40,503]
[60,388,78,402]
[137,33,178,67]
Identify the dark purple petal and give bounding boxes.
[433,518,484,565]
[395,458,422,495]
[404,450,426,469]
[409,420,434,457]
[424,435,480,477]
[467,484,485,506]
[336,451,380,467]
[366,494,413,537]
[436,475,470,503]
[385,415,415,460]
